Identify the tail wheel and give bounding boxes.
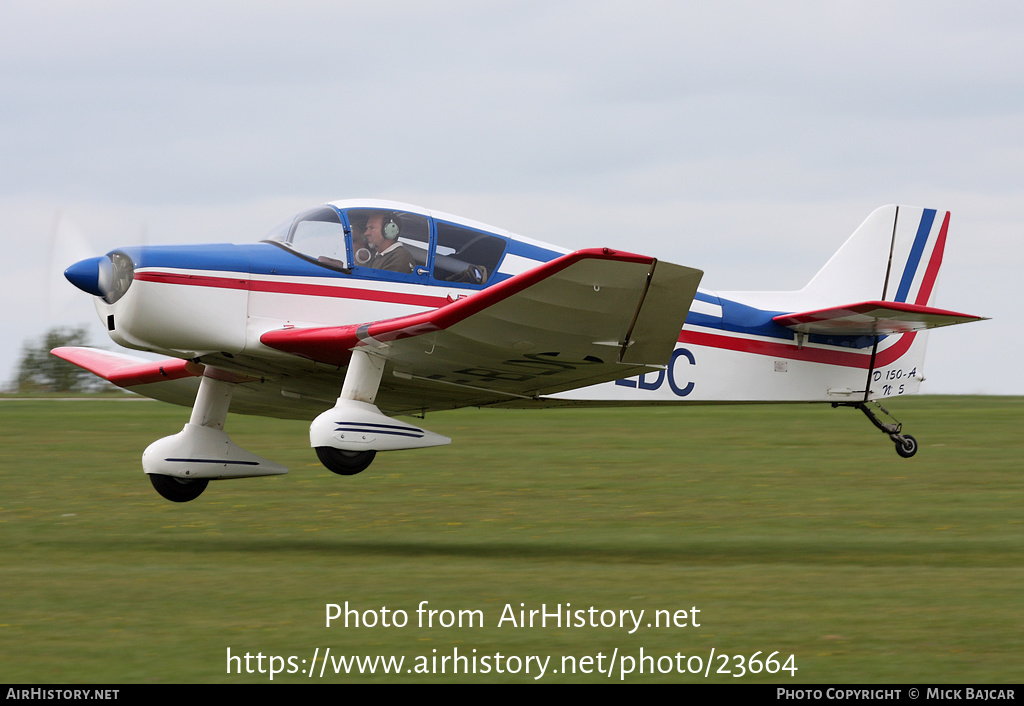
[845,402,920,459]
[316,447,376,476]
[149,474,209,502]
[894,435,918,458]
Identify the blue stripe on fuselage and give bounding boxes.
[685,295,877,350]
[115,239,563,286]
[116,243,329,277]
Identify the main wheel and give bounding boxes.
[316,447,376,476]
[895,434,918,458]
[149,474,209,502]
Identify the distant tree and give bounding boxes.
[15,326,100,393]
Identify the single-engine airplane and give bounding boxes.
[54,200,985,502]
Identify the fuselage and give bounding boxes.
[68,199,934,413]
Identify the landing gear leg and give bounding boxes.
[836,401,918,458]
[310,349,450,474]
[143,373,288,502]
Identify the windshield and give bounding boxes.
[263,204,507,286]
[265,206,348,268]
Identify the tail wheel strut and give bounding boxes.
[835,401,919,458]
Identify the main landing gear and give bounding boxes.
[835,401,918,458]
[309,349,450,475]
[142,373,288,502]
[141,350,449,502]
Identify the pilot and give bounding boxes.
[364,212,414,274]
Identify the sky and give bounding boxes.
[2,0,1020,394]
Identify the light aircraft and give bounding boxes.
[54,200,985,502]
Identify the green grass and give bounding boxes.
[1,397,1021,683]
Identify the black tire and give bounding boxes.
[316,447,376,476]
[149,473,209,502]
[895,435,918,458]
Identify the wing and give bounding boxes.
[51,346,310,419]
[51,347,204,406]
[772,300,987,336]
[262,248,703,413]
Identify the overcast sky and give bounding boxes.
[2,1,1020,394]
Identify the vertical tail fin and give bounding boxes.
[801,205,949,308]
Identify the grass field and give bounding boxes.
[1,396,1021,683]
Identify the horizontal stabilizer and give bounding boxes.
[773,301,986,336]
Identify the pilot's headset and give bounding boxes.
[382,213,401,241]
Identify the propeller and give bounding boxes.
[64,251,134,303]
[45,210,96,320]
[50,212,143,306]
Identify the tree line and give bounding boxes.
[10,326,109,393]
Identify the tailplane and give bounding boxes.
[715,205,985,455]
[783,206,982,401]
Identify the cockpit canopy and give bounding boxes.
[264,204,508,287]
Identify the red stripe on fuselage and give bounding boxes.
[133,271,451,308]
[134,237,936,373]
[677,328,913,369]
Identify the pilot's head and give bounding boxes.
[364,213,385,251]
